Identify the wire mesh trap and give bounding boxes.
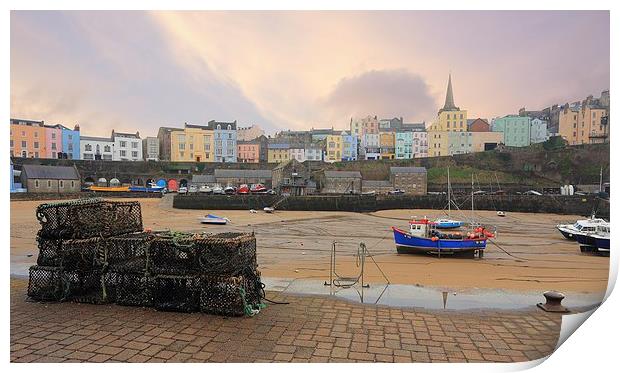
[28,199,265,317]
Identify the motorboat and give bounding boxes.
[224,186,236,195]
[497,211,506,217]
[556,216,608,240]
[238,184,250,194]
[200,214,229,225]
[250,183,268,194]
[129,183,165,193]
[199,185,212,194]
[575,223,610,253]
[392,218,492,257]
[264,207,275,213]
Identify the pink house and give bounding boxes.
[43,125,63,159]
[237,141,260,163]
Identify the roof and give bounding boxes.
[324,171,362,179]
[22,165,80,180]
[268,143,289,149]
[214,169,272,179]
[191,174,216,184]
[80,135,113,142]
[113,131,140,139]
[390,167,427,174]
[207,120,237,130]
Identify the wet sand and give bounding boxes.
[11,197,609,294]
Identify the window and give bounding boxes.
[47,180,52,188]
[51,143,57,150]
[34,132,38,138]
[35,180,39,188]
[59,180,64,188]
[51,133,56,139]
[104,145,111,152]
[10,140,13,148]
[34,142,39,149]
[96,144,100,153]
[132,142,138,148]
[35,152,39,158]
[52,152,56,158]
[21,131,25,136]
[179,143,185,150]
[68,143,73,151]
[189,143,194,150]
[120,141,127,147]
[85,144,92,151]
[120,150,127,157]
[71,181,75,188]
[68,134,73,140]
[132,151,138,158]
[83,153,94,160]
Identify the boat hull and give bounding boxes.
[575,233,597,247]
[88,186,130,192]
[392,227,486,255]
[557,226,577,240]
[128,186,165,193]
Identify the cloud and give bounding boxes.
[322,70,437,125]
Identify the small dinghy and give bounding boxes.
[200,214,229,225]
[496,211,506,217]
[263,207,275,213]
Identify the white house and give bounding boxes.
[363,133,380,160]
[530,118,549,144]
[288,147,306,162]
[80,136,115,160]
[112,131,142,161]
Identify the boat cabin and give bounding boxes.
[408,219,435,238]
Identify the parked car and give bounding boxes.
[212,186,225,195]
[199,185,212,194]
[388,189,405,195]
[224,186,236,195]
[189,185,198,193]
[250,183,268,194]
[178,186,188,195]
[473,190,488,195]
[266,189,277,195]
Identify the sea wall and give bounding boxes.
[173,194,609,218]
[10,191,163,201]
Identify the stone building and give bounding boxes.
[157,126,183,161]
[389,167,427,195]
[213,169,272,188]
[317,170,362,194]
[271,159,311,196]
[142,137,159,161]
[20,164,81,193]
[361,180,393,194]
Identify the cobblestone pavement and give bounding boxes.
[11,278,563,363]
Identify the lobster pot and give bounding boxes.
[36,237,64,267]
[151,275,201,313]
[65,269,107,304]
[60,237,104,272]
[105,271,152,307]
[200,271,263,316]
[196,233,257,276]
[35,199,142,239]
[27,266,68,301]
[149,237,200,275]
[105,232,152,273]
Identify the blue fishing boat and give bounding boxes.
[392,218,492,257]
[575,223,610,254]
[200,214,229,225]
[129,184,165,193]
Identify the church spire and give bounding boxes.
[441,73,459,112]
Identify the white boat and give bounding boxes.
[556,216,608,240]
[264,207,275,213]
[497,211,506,217]
[212,185,225,195]
[199,185,212,194]
[433,167,463,229]
[200,214,229,225]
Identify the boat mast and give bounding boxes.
[447,167,451,214]
[599,166,603,193]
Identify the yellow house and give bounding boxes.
[429,74,467,132]
[579,106,607,144]
[559,106,580,145]
[267,144,290,163]
[170,124,214,162]
[325,134,342,162]
[379,132,395,159]
[428,131,449,157]
[470,131,504,152]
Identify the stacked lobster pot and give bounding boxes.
[27,198,264,317]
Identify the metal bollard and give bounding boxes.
[537,290,569,313]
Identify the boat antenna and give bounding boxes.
[447,166,451,215]
[599,166,603,193]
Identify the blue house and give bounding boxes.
[53,124,80,159]
[208,120,237,163]
[341,131,358,161]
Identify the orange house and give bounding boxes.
[237,141,260,163]
[10,119,47,158]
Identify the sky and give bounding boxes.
[10,10,610,137]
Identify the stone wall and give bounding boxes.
[10,191,163,201]
[173,194,608,218]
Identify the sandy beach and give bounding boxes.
[11,197,609,294]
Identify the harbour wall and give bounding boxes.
[10,191,164,201]
[173,194,609,218]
